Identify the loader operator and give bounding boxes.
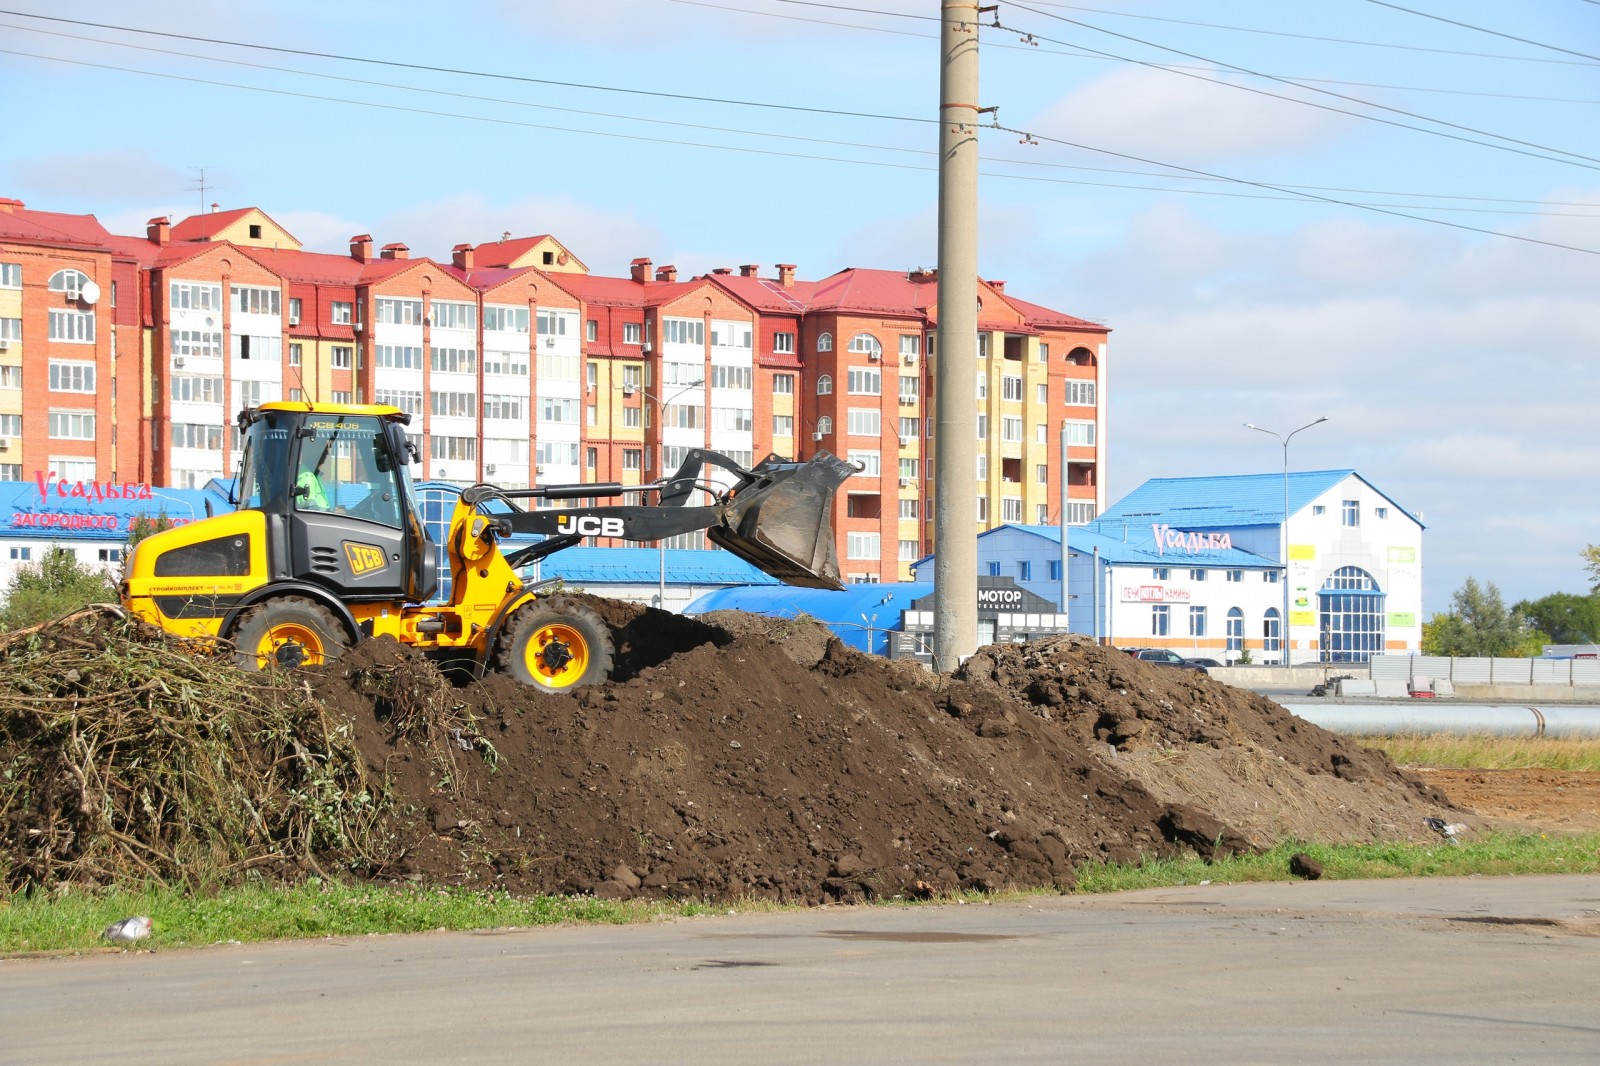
[296,440,335,511]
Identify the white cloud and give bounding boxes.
[1028,64,1352,166]
[9,152,187,206]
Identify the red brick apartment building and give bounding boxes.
[0,199,1107,582]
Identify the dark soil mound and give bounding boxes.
[299,596,1460,905]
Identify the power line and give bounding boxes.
[1362,0,1600,63]
[995,1,1600,170]
[1006,0,1600,65]
[988,121,1600,256]
[7,42,1592,224]
[0,8,937,127]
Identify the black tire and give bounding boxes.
[497,597,615,692]
[231,596,350,671]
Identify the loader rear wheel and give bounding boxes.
[232,596,349,671]
[498,598,614,692]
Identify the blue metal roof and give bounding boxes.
[685,582,935,652]
[543,546,782,586]
[1096,469,1422,529]
[917,522,1275,569]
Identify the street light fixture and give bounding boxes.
[1245,416,1328,666]
[630,378,704,610]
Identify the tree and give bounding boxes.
[1515,591,1600,646]
[1584,544,1600,593]
[1422,576,1536,657]
[0,546,118,631]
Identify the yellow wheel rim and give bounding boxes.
[253,622,328,669]
[527,622,590,689]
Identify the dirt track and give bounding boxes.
[1416,768,1600,833]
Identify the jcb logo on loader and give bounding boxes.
[343,542,388,576]
[556,515,626,538]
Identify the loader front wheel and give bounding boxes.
[498,598,614,692]
[232,596,349,671]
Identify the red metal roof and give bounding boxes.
[170,207,256,241]
[0,206,114,248]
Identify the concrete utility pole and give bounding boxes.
[934,0,981,672]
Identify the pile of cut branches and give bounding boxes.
[0,607,396,891]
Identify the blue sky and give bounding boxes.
[2,0,1596,615]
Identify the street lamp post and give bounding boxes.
[627,378,704,611]
[1245,417,1328,666]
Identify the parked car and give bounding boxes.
[1122,648,1210,674]
[1184,657,1224,669]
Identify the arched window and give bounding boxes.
[848,332,882,358]
[817,374,832,395]
[1262,608,1281,657]
[817,332,833,353]
[1319,566,1386,663]
[49,268,90,298]
[1226,607,1244,653]
[815,415,832,437]
[1066,346,1097,367]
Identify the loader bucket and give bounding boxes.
[709,452,857,590]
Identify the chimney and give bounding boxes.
[452,243,475,270]
[630,257,652,283]
[146,216,171,245]
[908,266,936,282]
[739,264,760,278]
[990,279,1006,293]
[776,263,796,288]
[210,202,220,213]
[380,242,410,260]
[712,267,732,276]
[0,198,23,214]
[349,234,374,262]
[655,265,677,283]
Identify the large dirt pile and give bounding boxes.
[302,596,1461,904]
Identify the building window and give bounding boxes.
[289,297,302,322]
[0,365,20,389]
[585,319,598,343]
[815,415,832,437]
[0,316,18,343]
[900,416,920,440]
[1226,607,1244,652]
[1037,383,1048,405]
[623,449,642,471]
[1048,559,1061,580]
[1319,566,1386,663]
[288,343,302,367]
[432,347,477,375]
[48,310,95,343]
[987,561,1001,577]
[0,263,20,288]
[1002,375,1023,401]
[331,345,353,370]
[328,301,352,325]
[848,333,883,357]
[977,414,987,440]
[48,409,95,440]
[1263,608,1281,653]
[817,332,833,353]
[1001,416,1023,442]
[847,408,880,436]
[1064,380,1096,406]
[899,499,918,520]
[847,450,880,477]
[773,373,795,394]
[1375,506,1388,519]
[1017,560,1032,581]
[976,373,987,400]
[1002,498,1022,522]
[48,361,95,392]
[1036,503,1048,523]
[1312,504,1325,516]
[1190,568,1207,581]
[774,331,795,354]
[898,458,918,481]
[1152,605,1170,637]
[9,546,31,561]
[1342,499,1360,527]
[898,539,918,560]
[623,406,641,429]
[773,414,794,437]
[847,368,881,395]
[1225,569,1242,582]
[847,532,880,559]
[1063,420,1096,446]
[817,374,832,396]
[1065,501,1096,524]
[232,285,281,316]
[1152,567,1169,580]
[1189,605,1207,637]
[898,376,919,403]
[1265,570,1279,584]
[976,497,988,522]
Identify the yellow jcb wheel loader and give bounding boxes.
[120,402,854,692]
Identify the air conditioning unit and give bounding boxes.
[352,322,363,332]
[485,464,496,476]
[903,353,915,365]
[811,431,823,442]
[0,439,10,451]
[535,465,546,475]
[868,352,880,362]
[900,397,914,406]
[172,356,185,369]
[899,436,911,448]
[898,477,909,488]
[288,314,300,326]
[622,383,638,397]
[0,339,9,351]
[641,342,653,353]
[543,337,556,348]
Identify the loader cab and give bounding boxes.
[235,403,437,604]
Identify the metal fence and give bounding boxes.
[1370,655,1600,687]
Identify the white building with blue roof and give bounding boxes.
[1080,469,1421,663]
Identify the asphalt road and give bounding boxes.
[5,875,1598,1064]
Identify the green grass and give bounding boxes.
[6,833,1599,956]
[1360,734,1600,772]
